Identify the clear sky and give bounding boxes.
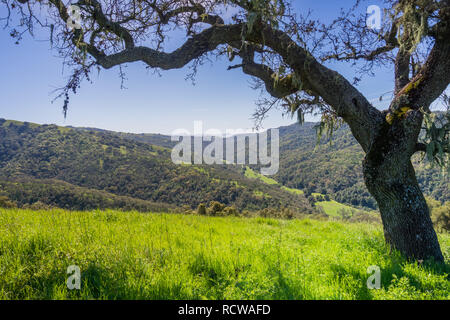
[0,0,401,134]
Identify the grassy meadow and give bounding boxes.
[0,208,448,300]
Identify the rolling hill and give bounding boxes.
[0,118,447,214]
[274,122,449,209]
[0,119,313,213]
[104,120,449,211]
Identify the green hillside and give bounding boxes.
[274,122,449,210]
[0,208,448,300]
[115,121,448,212]
[0,118,447,215]
[0,119,313,213]
[0,178,174,212]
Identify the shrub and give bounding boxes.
[197,203,207,215]
[208,201,225,216]
[22,201,51,210]
[431,202,450,232]
[307,195,316,206]
[181,204,193,214]
[223,206,238,216]
[348,211,382,224]
[338,208,353,221]
[0,195,17,208]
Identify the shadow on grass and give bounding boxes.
[17,261,187,300]
[329,253,449,300]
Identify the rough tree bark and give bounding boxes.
[363,111,444,261]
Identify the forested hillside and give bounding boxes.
[274,123,449,210]
[0,119,312,212]
[0,118,447,213]
[112,121,448,211]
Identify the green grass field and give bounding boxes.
[244,167,279,185]
[243,167,372,217]
[0,208,448,300]
[281,186,304,195]
[316,200,359,217]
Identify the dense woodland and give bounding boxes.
[274,122,449,209]
[112,120,449,210]
[0,178,174,212]
[0,119,312,213]
[95,121,449,211]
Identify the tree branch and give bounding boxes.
[81,0,135,49]
[236,44,302,99]
[394,48,411,94]
[394,0,450,110]
[45,0,383,152]
[244,22,384,152]
[395,39,450,111]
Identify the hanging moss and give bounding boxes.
[393,0,430,53]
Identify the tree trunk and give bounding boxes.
[362,123,444,262]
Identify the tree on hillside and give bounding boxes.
[2,0,449,261]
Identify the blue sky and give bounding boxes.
[0,0,397,134]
